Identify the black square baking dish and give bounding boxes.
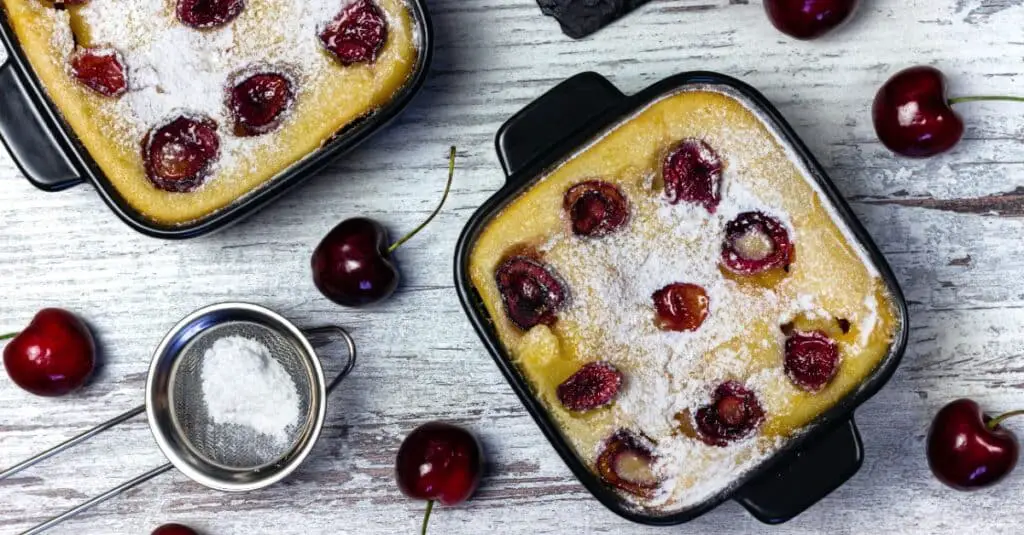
[454,71,910,525]
[0,1,432,239]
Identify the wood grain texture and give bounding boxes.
[2,1,1024,533]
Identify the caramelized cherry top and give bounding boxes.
[228,71,294,136]
[69,47,127,97]
[652,283,709,332]
[662,139,722,212]
[694,381,765,446]
[556,362,622,412]
[563,180,629,237]
[720,211,793,275]
[319,0,388,66]
[142,115,220,192]
[176,0,244,29]
[784,330,840,392]
[495,255,568,330]
[596,430,659,497]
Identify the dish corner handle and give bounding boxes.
[733,418,864,524]
[0,62,84,191]
[494,71,625,179]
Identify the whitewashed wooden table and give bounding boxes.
[2,1,1024,533]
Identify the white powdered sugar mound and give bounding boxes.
[200,335,300,445]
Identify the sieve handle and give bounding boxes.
[18,463,174,535]
[303,325,357,394]
[0,404,146,482]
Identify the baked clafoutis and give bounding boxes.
[469,88,899,511]
[2,0,418,224]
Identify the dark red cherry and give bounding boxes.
[2,308,95,397]
[312,217,398,307]
[927,399,1021,490]
[873,66,965,158]
[763,0,860,40]
[563,180,629,237]
[152,524,199,535]
[142,115,220,192]
[396,422,483,533]
[720,211,793,276]
[312,147,456,308]
[652,283,709,332]
[495,256,568,330]
[694,381,765,447]
[662,139,722,212]
[596,430,659,497]
[69,47,127,97]
[319,0,387,66]
[228,72,293,136]
[556,362,622,412]
[784,330,840,392]
[176,0,244,29]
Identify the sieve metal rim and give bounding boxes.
[144,302,328,492]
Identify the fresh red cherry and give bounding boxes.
[152,524,199,535]
[2,308,96,397]
[873,66,1024,158]
[763,0,859,40]
[927,399,1021,491]
[312,147,456,307]
[396,422,483,535]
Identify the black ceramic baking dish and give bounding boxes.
[454,71,910,525]
[0,1,432,239]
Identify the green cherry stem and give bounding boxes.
[387,146,457,255]
[988,410,1024,430]
[949,96,1024,105]
[0,332,17,341]
[420,499,434,535]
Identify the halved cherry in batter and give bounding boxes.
[596,430,659,497]
[319,0,388,66]
[563,181,629,237]
[556,362,622,412]
[694,381,765,447]
[176,0,244,29]
[69,47,126,97]
[784,330,840,392]
[228,71,294,136]
[721,211,793,276]
[142,116,220,192]
[495,256,568,330]
[652,283,709,332]
[662,139,723,212]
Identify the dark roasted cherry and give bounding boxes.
[142,116,219,192]
[495,256,568,330]
[69,47,127,97]
[662,139,722,212]
[319,0,387,66]
[927,399,1021,490]
[312,147,456,307]
[556,362,622,412]
[228,72,293,136]
[563,180,629,237]
[784,330,840,392]
[152,524,199,535]
[872,66,964,158]
[763,0,860,40]
[596,430,659,497]
[652,283,709,332]
[176,0,244,29]
[694,381,764,447]
[720,211,793,276]
[396,422,483,534]
[2,308,95,397]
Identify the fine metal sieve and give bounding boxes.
[0,302,357,535]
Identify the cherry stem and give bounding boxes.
[988,410,1024,430]
[388,146,457,255]
[420,499,434,535]
[949,96,1024,105]
[0,332,17,341]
